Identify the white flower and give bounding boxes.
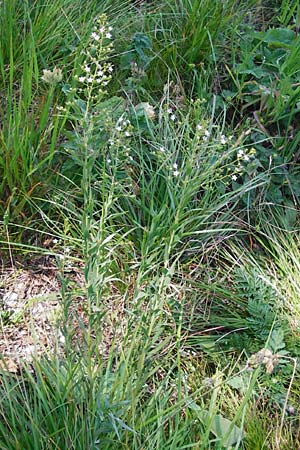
[108,26,113,31]
[97,70,104,76]
[99,26,105,33]
[106,32,112,39]
[159,147,165,153]
[116,126,122,131]
[196,124,202,131]
[244,155,250,162]
[65,247,71,253]
[96,78,102,83]
[220,135,226,145]
[91,32,100,41]
[204,129,210,137]
[125,131,130,137]
[237,149,244,158]
[173,163,178,169]
[87,77,93,83]
[78,76,85,83]
[53,238,58,244]
[108,65,114,73]
[232,174,238,181]
[167,108,173,114]
[170,114,176,121]
[84,65,91,73]
[173,170,180,177]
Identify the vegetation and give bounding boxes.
[0,0,300,448]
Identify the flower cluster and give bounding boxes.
[172,162,180,177]
[108,116,132,145]
[135,102,156,120]
[167,107,176,122]
[231,147,257,182]
[247,348,279,374]
[105,115,133,167]
[194,122,231,147]
[74,15,114,101]
[41,67,63,85]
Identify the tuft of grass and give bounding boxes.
[1,1,300,449]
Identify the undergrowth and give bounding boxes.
[0,1,299,449]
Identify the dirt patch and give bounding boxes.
[0,255,128,371]
[0,256,83,371]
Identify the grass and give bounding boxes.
[0,0,300,448]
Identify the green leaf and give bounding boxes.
[188,405,245,448]
[268,328,286,354]
[260,28,296,47]
[203,410,244,447]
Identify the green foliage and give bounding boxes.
[218,21,300,210]
[120,33,152,70]
[188,402,245,448]
[231,26,300,129]
[1,1,300,449]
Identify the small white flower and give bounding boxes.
[159,147,165,153]
[65,247,70,253]
[237,149,244,158]
[105,32,112,39]
[84,65,91,73]
[220,135,226,145]
[96,78,102,83]
[173,163,178,169]
[53,238,58,244]
[196,124,202,131]
[167,108,173,114]
[108,65,114,73]
[125,131,130,137]
[173,170,180,177]
[87,77,93,83]
[116,126,122,131]
[99,26,105,33]
[91,32,100,41]
[170,114,176,121]
[97,70,104,76]
[78,76,85,83]
[107,158,112,164]
[204,129,210,137]
[232,174,238,181]
[244,155,250,162]
[108,26,113,31]
[203,136,208,142]
[108,139,114,145]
